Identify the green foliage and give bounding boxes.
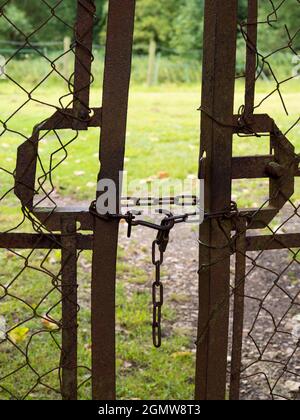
[171,0,204,58]
[0,0,107,42]
[0,82,299,398]
[0,0,298,66]
[0,4,32,41]
[0,245,195,400]
[134,0,185,51]
[258,0,300,52]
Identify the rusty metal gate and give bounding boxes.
[0,0,299,400]
[196,0,300,400]
[0,0,136,400]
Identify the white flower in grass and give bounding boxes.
[292,314,300,342]
[74,170,85,176]
[86,182,95,188]
[0,316,6,340]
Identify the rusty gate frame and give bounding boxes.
[1,0,299,401]
[1,0,136,400]
[195,0,300,400]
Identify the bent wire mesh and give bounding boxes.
[196,0,300,401]
[0,0,100,399]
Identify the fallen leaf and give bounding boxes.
[123,361,133,369]
[157,171,169,179]
[41,317,58,331]
[8,326,29,344]
[74,170,85,176]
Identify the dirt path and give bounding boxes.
[118,207,300,400]
[118,221,199,339]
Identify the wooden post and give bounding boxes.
[63,36,71,80]
[147,38,157,86]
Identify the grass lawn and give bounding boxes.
[0,79,299,399]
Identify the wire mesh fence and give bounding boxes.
[0,0,98,399]
[0,39,296,86]
[0,0,299,401]
[197,0,300,400]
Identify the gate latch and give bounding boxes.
[89,200,196,348]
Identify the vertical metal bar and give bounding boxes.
[91,0,136,400]
[195,0,238,400]
[60,217,78,400]
[229,221,246,400]
[244,0,258,116]
[73,0,95,127]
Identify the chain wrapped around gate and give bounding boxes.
[90,199,197,347]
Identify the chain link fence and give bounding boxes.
[196,0,300,400]
[0,0,98,399]
[0,0,299,401]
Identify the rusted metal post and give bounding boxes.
[91,0,136,400]
[195,0,238,400]
[73,0,96,128]
[229,221,246,400]
[244,0,258,116]
[60,217,78,400]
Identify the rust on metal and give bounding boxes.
[14,0,101,212]
[73,0,96,129]
[246,234,300,251]
[200,113,297,230]
[32,207,94,231]
[91,0,136,400]
[195,0,238,401]
[1,0,299,402]
[229,220,246,400]
[60,217,78,400]
[14,109,102,212]
[0,233,92,250]
[196,0,300,400]
[244,0,258,116]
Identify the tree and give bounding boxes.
[172,0,204,58]
[0,1,106,42]
[0,4,32,42]
[257,0,300,52]
[134,0,185,52]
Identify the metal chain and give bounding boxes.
[89,198,242,347]
[89,200,193,347]
[152,239,164,348]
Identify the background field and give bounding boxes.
[0,77,299,399]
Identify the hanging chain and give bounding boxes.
[89,199,194,347]
[150,214,174,347]
[89,197,240,348]
[152,239,164,348]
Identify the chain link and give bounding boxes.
[152,239,164,347]
[89,197,241,348]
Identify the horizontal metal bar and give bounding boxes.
[246,233,300,251]
[200,155,271,179]
[232,114,274,133]
[33,207,94,231]
[200,155,300,179]
[0,233,93,250]
[231,155,272,179]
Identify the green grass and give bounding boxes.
[0,79,299,399]
[0,249,195,400]
[1,79,299,209]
